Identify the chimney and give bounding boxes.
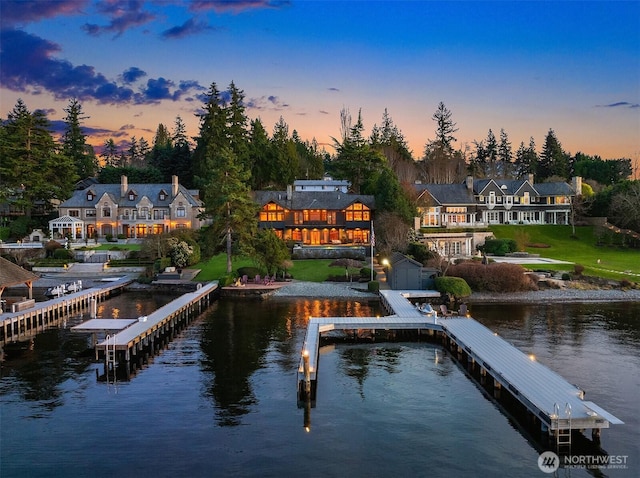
[121,175,128,198]
[172,175,179,197]
[286,184,292,201]
[528,173,534,184]
[465,176,473,191]
[572,176,582,196]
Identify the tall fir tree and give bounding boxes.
[0,99,76,217]
[421,102,464,184]
[540,129,568,181]
[497,128,512,178]
[62,98,97,178]
[201,146,258,274]
[192,82,228,194]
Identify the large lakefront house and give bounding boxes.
[414,175,582,257]
[254,180,375,246]
[49,175,204,240]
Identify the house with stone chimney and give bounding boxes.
[49,175,204,240]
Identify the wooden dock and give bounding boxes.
[297,289,622,443]
[93,282,218,379]
[0,277,132,347]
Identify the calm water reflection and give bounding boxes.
[1,293,638,477]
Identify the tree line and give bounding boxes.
[1,86,639,247]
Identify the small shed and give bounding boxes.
[386,252,438,290]
[387,253,417,289]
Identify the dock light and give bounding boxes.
[381,258,389,267]
[529,354,536,361]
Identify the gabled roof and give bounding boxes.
[254,190,375,210]
[0,256,40,288]
[415,184,475,206]
[390,251,422,268]
[50,215,84,224]
[60,182,201,209]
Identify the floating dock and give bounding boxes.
[297,289,623,443]
[92,282,218,379]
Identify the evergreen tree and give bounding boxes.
[272,116,298,187]
[497,128,512,178]
[192,82,228,193]
[469,140,488,177]
[485,129,498,177]
[171,116,193,187]
[149,123,173,181]
[248,118,275,189]
[433,101,458,150]
[101,138,120,168]
[127,136,138,167]
[540,129,567,181]
[370,108,416,184]
[330,109,385,193]
[227,81,249,170]
[513,137,538,179]
[62,98,97,178]
[201,146,258,274]
[0,99,76,217]
[421,102,465,183]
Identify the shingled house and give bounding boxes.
[413,175,582,257]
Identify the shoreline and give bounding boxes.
[271,280,640,304]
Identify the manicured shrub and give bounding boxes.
[562,273,571,281]
[446,261,538,293]
[482,238,517,256]
[368,281,380,293]
[434,276,472,298]
[53,248,73,260]
[574,264,584,276]
[360,267,376,280]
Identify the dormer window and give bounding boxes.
[129,193,135,201]
[159,192,166,201]
[87,193,93,201]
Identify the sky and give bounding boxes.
[1,0,639,164]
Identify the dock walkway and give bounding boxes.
[297,289,622,438]
[1,277,132,346]
[93,282,218,379]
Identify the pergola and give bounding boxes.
[0,256,40,312]
[49,215,85,240]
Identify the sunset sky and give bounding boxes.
[1,0,639,162]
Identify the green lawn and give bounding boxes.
[192,256,361,282]
[489,225,640,281]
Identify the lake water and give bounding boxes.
[1,292,638,477]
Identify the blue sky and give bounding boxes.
[1,0,638,163]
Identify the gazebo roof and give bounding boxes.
[0,256,40,288]
[50,215,84,225]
